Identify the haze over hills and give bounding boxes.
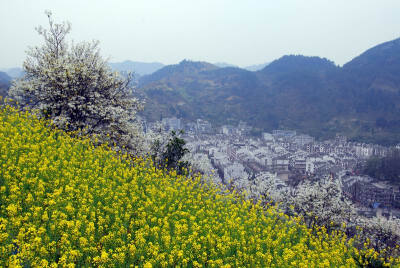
[137,38,400,145]
[108,60,165,77]
[108,60,271,74]
[213,62,238,68]
[244,62,270,72]
[213,62,270,71]
[1,67,24,79]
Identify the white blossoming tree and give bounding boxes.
[182,152,222,185]
[285,177,356,231]
[242,172,283,202]
[9,11,144,154]
[144,122,172,166]
[354,216,400,257]
[230,170,399,257]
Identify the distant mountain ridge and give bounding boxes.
[137,38,400,145]
[214,62,238,68]
[214,62,270,71]
[0,67,24,79]
[343,38,400,93]
[0,71,11,97]
[260,56,337,75]
[107,60,270,76]
[244,62,270,71]
[139,60,219,86]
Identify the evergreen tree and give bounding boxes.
[161,130,189,174]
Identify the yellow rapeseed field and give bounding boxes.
[0,104,398,267]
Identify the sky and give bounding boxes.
[1,0,400,69]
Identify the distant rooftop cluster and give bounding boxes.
[141,116,400,219]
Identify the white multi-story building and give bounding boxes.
[162,117,181,131]
[354,144,374,158]
[262,132,274,142]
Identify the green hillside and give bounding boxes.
[1,104,394,266]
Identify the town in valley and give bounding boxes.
[145,117,400,219]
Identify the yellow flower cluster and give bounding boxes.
[0,104,398,267]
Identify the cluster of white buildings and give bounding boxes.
[146,117,398,210]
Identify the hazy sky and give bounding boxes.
[1,0,400,68]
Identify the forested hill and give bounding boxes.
[343,38,400,93]
[137,38,400,145]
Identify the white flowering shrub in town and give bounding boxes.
[231,177,250,193]
[182,152,222,185]
[354,216,400,256]
[268,176,400,255]
[9,11,144,155]
[222,166,400,255]
[144,122,172,166]
[224,164,249,189]
[243,172,283,202]
[286,177,356,231]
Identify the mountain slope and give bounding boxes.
[139,61,264,125]
[343,38,400,93]
[0,71,11,97]
[2,67,24,78]
[137,39,400,145]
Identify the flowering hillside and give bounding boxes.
[0,104,396,267]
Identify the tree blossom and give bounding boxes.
[9,11,145,155]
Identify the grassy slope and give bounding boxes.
[0,105,395,267]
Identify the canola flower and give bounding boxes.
[0,103,399,267]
